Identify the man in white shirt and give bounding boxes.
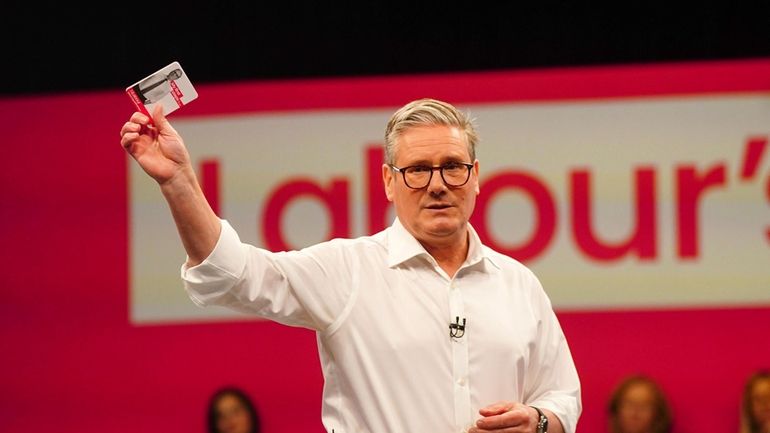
[120,98,581,433]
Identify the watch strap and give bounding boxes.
[530,406,548,433]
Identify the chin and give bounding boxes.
[424,221,463,236]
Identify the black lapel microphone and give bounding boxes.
[449,316,466,339]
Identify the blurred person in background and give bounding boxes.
[208,387,261,433]
[741,370,770,433]
[608,375,672,433]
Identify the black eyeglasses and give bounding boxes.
[390,162,474,189]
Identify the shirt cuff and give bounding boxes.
[530,400,576,433]
[181,219,247,305]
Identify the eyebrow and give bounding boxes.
[400,155,469,166]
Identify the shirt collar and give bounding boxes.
[386,218,501,270]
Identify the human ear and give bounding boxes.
[382,164,395,201]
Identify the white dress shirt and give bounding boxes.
[183,218,581,433]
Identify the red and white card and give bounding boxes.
[125,61,198,118]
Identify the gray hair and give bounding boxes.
[384,98,479,165]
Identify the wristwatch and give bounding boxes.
[531,406,548,433]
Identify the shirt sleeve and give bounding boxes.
[182,219,354,331]
[523,273,582,433]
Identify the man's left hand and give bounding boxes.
[468,401,538,432]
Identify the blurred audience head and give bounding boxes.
[608,375,672,433]
[207,386,261,433]
[741,370,770,433]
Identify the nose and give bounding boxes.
[426,167,448,194]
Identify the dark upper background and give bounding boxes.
[3,3,770,97]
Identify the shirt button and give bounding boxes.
[457,377,466,387]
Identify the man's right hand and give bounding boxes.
[120,105,192,185]
[119,105,221,266]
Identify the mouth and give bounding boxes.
[425,203,453,210]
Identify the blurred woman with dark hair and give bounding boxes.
[608,375,672,433]
[741,370,770,433]
[208,387,261,433]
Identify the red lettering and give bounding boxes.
[571,167,657,261]
[262,178,350,251]
[472,171,557,262]
[740,137,767,180]
[366,145,391,234]
[676,164,726,258]
[199,159,221,216]
[236,145,742,261]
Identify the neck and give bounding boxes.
[422,231,469,278]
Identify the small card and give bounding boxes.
[125,61,198,118]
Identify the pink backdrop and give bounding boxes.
[2,59,769,433]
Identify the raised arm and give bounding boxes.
[119,106,220,266]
